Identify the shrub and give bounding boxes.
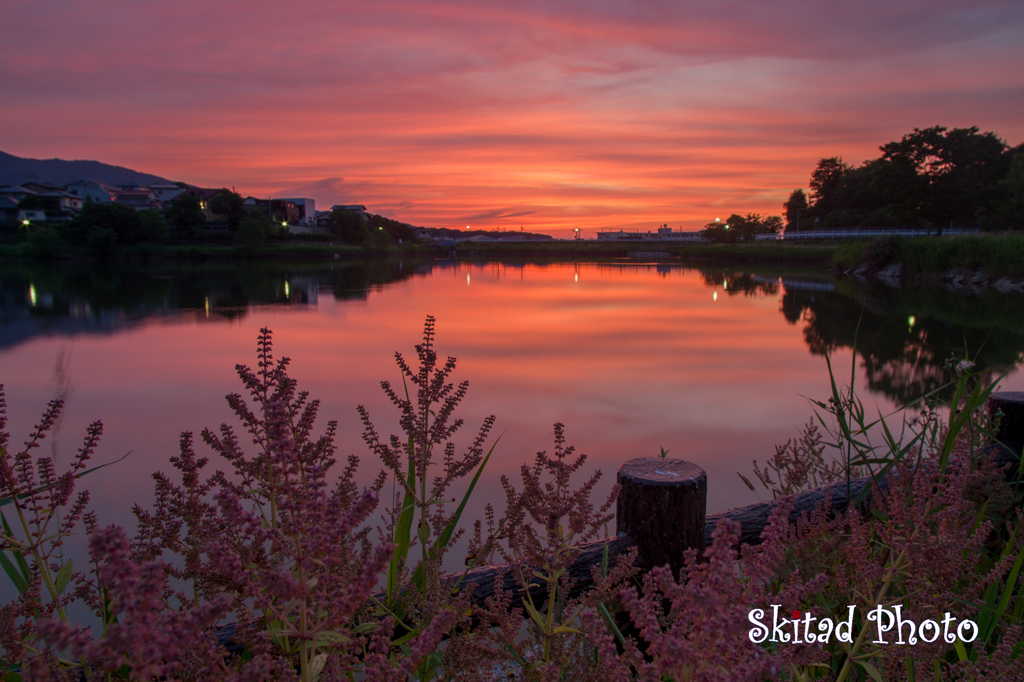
[861,235,902,272]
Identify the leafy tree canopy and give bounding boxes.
[63,201,145,245]
[208,190,246,231]
[165,194,206,239]
[783,189,808,228]
[701,213,782,243]
[797,126,1018,230]
[329,207,369,244]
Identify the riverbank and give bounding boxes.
[451,239,839,263]
[832,232,1024,291]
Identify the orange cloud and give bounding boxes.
[1,0,1022,237]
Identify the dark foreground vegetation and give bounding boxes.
[2,316,1024,681]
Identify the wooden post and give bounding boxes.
[989,392,1024,455]
[616,457,706,578]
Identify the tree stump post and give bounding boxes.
[616,458,707,578]
[989,392,1024,455]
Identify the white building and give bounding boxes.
[279,198,316,225]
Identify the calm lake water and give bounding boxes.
[2,257,1024,548]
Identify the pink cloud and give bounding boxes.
[1,0,1021,236]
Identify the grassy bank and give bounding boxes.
[833,232,1024,279]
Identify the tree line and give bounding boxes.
[17,189,420,257]
[783,125,1024,232]
[699,126,1024,243]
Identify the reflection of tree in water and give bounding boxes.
[0,259,427,349]
[328,259,416,301]
[699,270,780,297]
[778,279,1024,404]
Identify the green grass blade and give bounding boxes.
[387,443,417,605]
[0,512,30,587]
[984,540,1024,643]
[413,434,501,589]
[0,551,27,594]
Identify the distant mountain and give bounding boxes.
[0,150,171,188]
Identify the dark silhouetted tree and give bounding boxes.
[808,157,850,215]
[874,126,1008,229]
[138,208,169,241]
[330,207,369,244]
[165,194,207,239]
[63,201,144,245]
[783,189,808,230]
[209,190,246,231]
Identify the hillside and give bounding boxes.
[0,150,171,188]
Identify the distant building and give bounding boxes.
[0,196,19,225]
[597,227,703,242]
[0,185,36,203]
[115,182,148,192]
[246,197,300,224]
[314,210,333,228]
[148,183,185,203]
[331,204,367,215]
[18,208,47,224]
[34,190,83,220]
[180,186,232,221]
[20,182,65,195]
[114,188,161,211]
[278,198,316,225]
[65,180,119,203]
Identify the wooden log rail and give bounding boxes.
[214,392,1024,647]
[451,391,1024,604]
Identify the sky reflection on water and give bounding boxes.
[2,259,1023,545]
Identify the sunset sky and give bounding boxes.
[2,0,1022,237]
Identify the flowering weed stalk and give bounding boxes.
[458,422,635,680]
[358,315,497,678]
[0,385,103,675]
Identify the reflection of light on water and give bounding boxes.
[205,296,210,318]
[284,281,290,298]
[29,284,37,306]
[467,273,471,286]
[713,290,717,301]
[724,281,728,290]
[575,273,578,282]
[908,315,915,327]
